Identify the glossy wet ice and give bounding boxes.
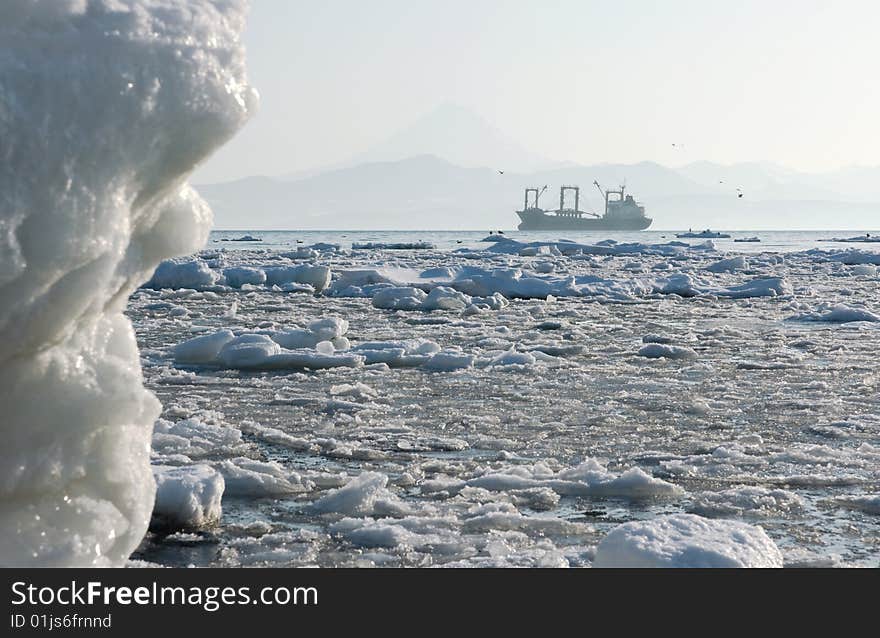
[129,236,880,567]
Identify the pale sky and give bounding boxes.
[196,0,880,183]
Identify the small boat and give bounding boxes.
[675,229,731,239]
[734,236,761,243]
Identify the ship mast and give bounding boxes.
[593,181,608,215]
[523,185,547,210]
[558,185,579,215]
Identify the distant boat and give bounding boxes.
[734,236,761,243]
[675,229,731,239]
[224,234,262,242]
[516,183,652,231]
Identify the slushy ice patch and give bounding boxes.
[0,0,255,565]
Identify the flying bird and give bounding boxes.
[498,170,505,174]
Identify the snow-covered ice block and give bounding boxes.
[173,329,235,365]
[826,249,880,265]
[372,287,428,310]
[265,264,331,291]
[593,514,783,568]
[519,245,552,257]
[151,417,248,460]
[218,334,282,368]
[789,303,880,323]
[421,286,471,311]
[145,259,219,290]
[466,459,682,499]
[689,487,805,518]
[217,458,312,496]
[706,256,748,273]
[152,465,224,531]
[0,0,254,566]
[490,349,537,367]
[223,266,266,288]
[329,518,421,548]
[308,317,349,341]
[638,344,697,359]
[423,351,476,371]
[272,329,323,350]
[311,472,410,517]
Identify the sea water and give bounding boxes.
[209,229,880,255]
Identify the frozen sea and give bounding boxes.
[129,229,880,567]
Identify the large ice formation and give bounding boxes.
[0,0,255,566]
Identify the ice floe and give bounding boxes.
[688,486,805,518]
[788,303,880,323]
[637,344,698,359]
[152,465,225,532]
[593,514,783,568]
[458,459,682,499]
[311,472,412,517]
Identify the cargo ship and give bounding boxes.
[516,182,652,231]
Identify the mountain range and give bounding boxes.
[196,104,880,230]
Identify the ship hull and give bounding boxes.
[516,210,652,231]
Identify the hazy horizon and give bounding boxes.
[195,0,880,186]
